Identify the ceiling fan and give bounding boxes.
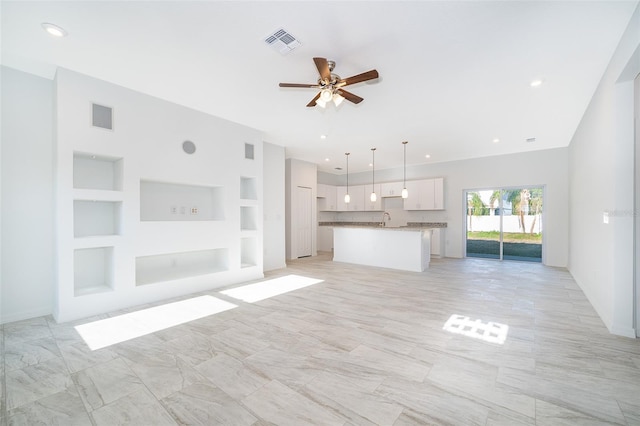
[279,57,379,108]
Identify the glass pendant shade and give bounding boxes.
[315,98,327,108]
[344,152,351,203]
[333,93,345,106]
[401,187,409,198]
[370,192,377,202]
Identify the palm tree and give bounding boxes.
[467,192,486,232]
[528,188,543,234]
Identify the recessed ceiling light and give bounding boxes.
[324,158,330,162]
[369,163,373,167]
[530,79,543,87]
[493,138,500,143]
[320,135,327,139]
[42,22,68,37]
[425,154,431,159]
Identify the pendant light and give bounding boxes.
[370,148,377,202]
[401,141,409,199]
[344,152,351,203]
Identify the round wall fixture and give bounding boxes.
[182,140,196,154]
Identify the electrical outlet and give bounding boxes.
[180,206,186,215]
[191,207,198,215]
[170,206,177,214]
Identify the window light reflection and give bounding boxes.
[443,314,509,345]
[221,274,323,303]
[75,295,237,350]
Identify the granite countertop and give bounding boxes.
[319,221,447,229]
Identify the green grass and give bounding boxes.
[467,231,541,244]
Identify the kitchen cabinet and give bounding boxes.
[317,184,337,211]
[336,185,365,211]
[364,184,382,211]
[381,181,404,197]
[403,178,444,210]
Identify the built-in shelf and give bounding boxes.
[74,247,114,296]
[140,180,224,222]
[74,200,122,237]
[240,237,257,268]
[240,206,257,231]
[135,248,229,286]
[73,153,123,191]
[240,176,257,201]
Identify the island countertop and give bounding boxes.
[319,221,447,229]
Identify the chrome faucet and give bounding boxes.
[380,212,391,227]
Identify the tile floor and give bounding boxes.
[1,254,640,425]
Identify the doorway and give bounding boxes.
[466,187,543,262]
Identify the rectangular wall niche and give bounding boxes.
[73,153,123,191]
[74,200,122,237]
[241,238,257,268]
[136,248,229,286]
[240,206,257,231]
[240,176,258,200]
[140,180,224,221]
[74,247,114,296]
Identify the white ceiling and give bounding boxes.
[2,1,637,174]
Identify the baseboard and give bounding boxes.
[610,324,638,339]
[1,306,52,325]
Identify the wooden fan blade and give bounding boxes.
[313,57,331,82]
[338,69,379,87]
[279,83,319,88]
[306,92,321,107]
[337,89,363,104]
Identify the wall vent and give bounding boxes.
[525,137,536,143]
[245,143,254,160]
[264,28,301,55]
[92,103,113,130]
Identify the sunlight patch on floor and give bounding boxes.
[220,274,324,303]
[443,314,509,344]
[75,295,238,350]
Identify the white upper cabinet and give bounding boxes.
[364,184,382,211]
[317,184,337,211]
[403,178,444,211]
[337,185,365,211]
[381,181,404,197]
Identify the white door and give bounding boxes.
[296,186,312,258]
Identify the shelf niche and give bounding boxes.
[241,237,257,268]
[240,176,257,200]
[74,247,114,296]
[240,206,257,231]
[74,200,122,237]
[136,248,229,286]
[73,153,123,191]
[140,180,224,221]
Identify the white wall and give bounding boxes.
[1,66,54,323]
[321,148,569,267]
[54,68,266,322]
[568,4,640,337]
[263,142,286,271]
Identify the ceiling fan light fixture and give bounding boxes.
[320,88,333,102]
[315,98,327,108]
[332,93,345,106]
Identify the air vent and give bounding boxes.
[92,103,113,130]
[264,28,301,55]
[525,137,536,143]
[245,143,254,160]
[334,167,343,171]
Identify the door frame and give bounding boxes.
[463,185,546,263]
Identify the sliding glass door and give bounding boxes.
[466,187,543,262]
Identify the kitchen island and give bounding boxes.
[332,226,433,272]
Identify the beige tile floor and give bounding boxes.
[1,253,640,425]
